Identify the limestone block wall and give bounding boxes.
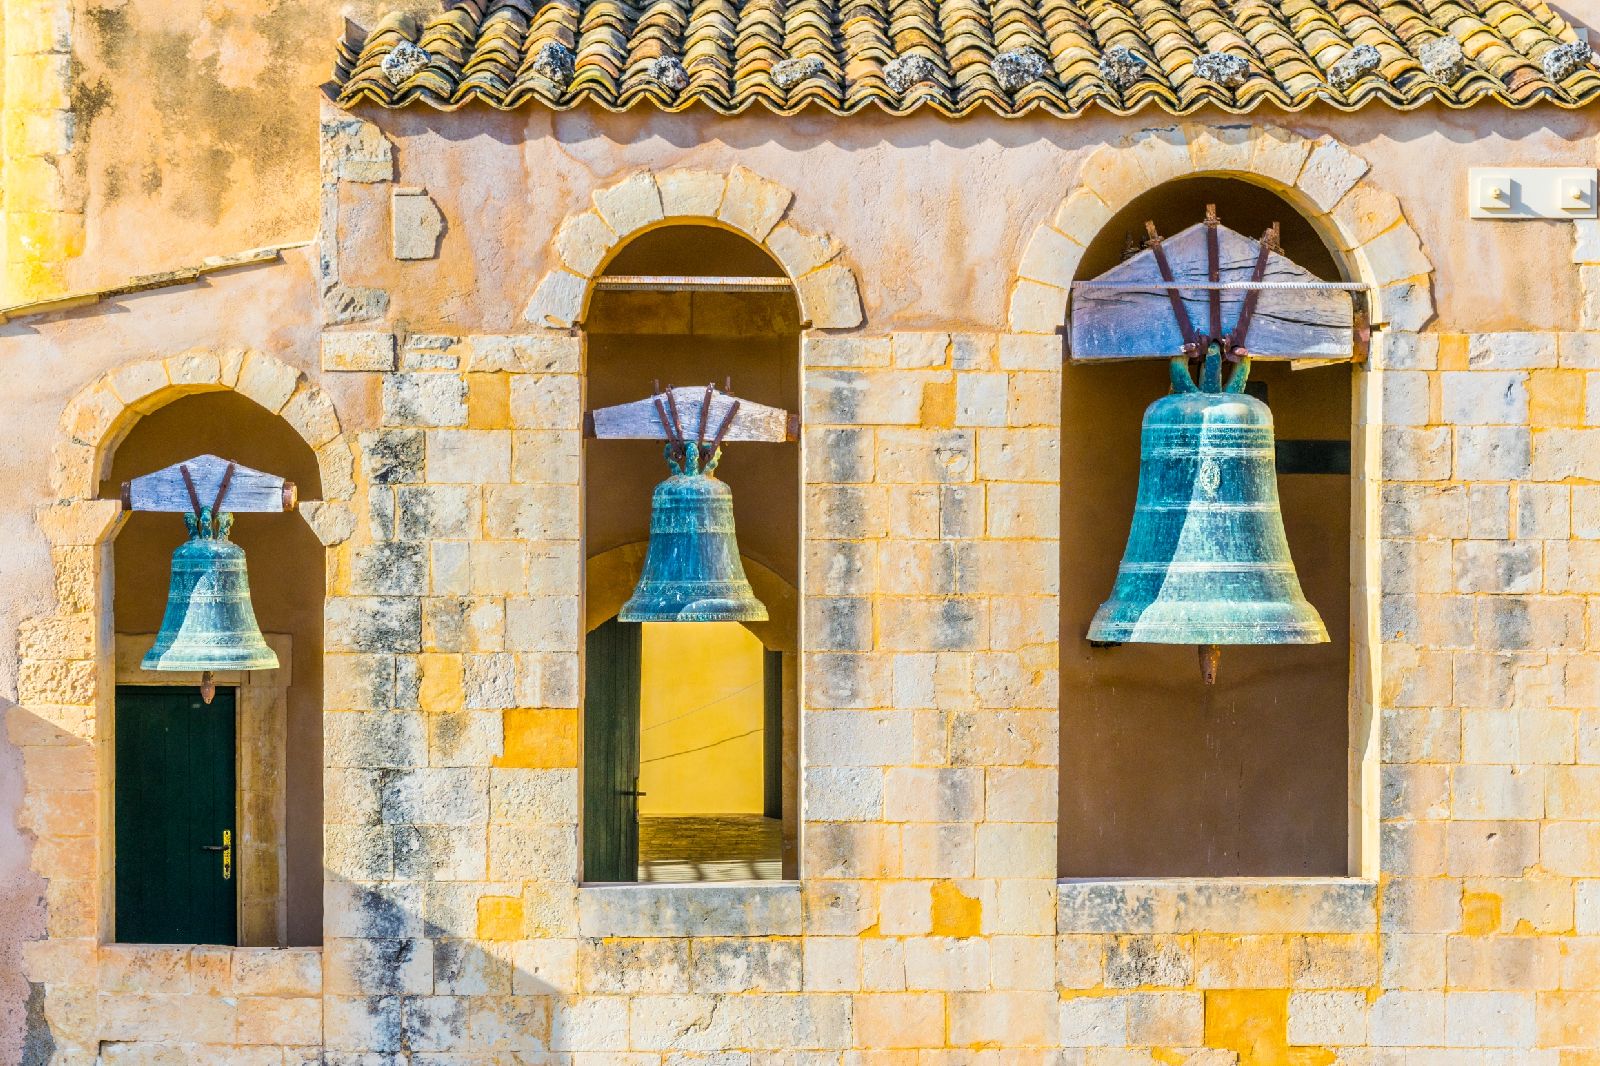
[307,315,1065,1056]
[3,107,1600,1063]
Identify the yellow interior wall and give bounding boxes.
[637,621,764,816]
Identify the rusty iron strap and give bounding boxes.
[1226,226,1278,360]
[1144,221,1200,354]
[179,463,204,517]
[1205,206,1223,345]
[212,462,237,516]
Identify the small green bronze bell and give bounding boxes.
[143,506,278,700]
[1088,347,1327,680]
[620,441,768,623]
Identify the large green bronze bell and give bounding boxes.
[621,441,768,623]
[1088,347,1327,678]
[144,506,279,688]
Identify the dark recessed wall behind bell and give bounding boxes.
[1059,356,1353,877]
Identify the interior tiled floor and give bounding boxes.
[638,814,783,882]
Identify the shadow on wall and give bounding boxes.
[314,872,827,1057]
[0,703,48,1065]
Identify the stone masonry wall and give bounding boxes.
[4,112,1599,1064]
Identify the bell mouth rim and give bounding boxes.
[618,607,770,623]
[139,654,282,672]
[619,591,769,623]
[1084,624,1329,645]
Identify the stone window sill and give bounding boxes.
[1057,877,1378,935]
[94,943,323,996]
[578,881,802,937]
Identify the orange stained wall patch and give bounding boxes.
[497,708,579,768]
[929,880,982,938]
[1204,989,1335,1066]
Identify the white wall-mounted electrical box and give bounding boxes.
[1469,167,1598,219]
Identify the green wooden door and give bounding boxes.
[763,649,783,819]
[583,618,642,882]
[115,685,237,945]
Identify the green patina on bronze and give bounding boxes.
[143,506,280,672]
[1088,347,1328,646]
[620,441,768,624]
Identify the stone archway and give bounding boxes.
[1026,124,1430,883]
[584,541,800,654]
[16,349,354,1048]
[525,166,865,331]
[50,349,355,509]
[1007,123,1435,336]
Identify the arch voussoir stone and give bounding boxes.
[50,350,355,504]
[1009,123,1435,336]
[526,165,864,331]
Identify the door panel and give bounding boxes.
[115,685,237,945]
[583,618,642,882]
[763,649,782,820]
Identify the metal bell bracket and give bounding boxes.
[1146,206,1278,372]
[585,383,798,444]
[122,453,297,514]
[124,453,295,703]
[654,383,740,476]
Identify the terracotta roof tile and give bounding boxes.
[335,0,1600,116]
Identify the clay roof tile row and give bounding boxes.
[337,0,1600,116]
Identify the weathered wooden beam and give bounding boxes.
[1069,222,1357,362]
[587,386,795,442]
[122,454,296,513]
[592,275,792,293]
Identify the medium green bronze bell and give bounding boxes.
[1088,347,1327,677]
[620,442,768,623]
[143,507,279,679]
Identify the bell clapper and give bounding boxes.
[1199,644,1221,685]
[200,671,217,704]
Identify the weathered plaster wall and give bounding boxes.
[638,622,767,818]
[338,102,1594,336]
[0,0,407,303]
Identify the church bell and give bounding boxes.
[1087,347,1327,678]
[144,506,279,699]
[621,440,768,623]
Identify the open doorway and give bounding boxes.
[584,619,784,881]
[583,224,800,883]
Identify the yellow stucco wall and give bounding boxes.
[638,621,765,816]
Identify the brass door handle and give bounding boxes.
[202,830,233,879]
[619,789,648,797]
